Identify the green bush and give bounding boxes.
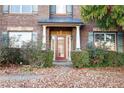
[104,51,117,66]
[21,48,53,68]
[71,50,90,68]
[42,50,53,67]
[88,48,124,67]
[0,48,23,65]
[104,51,124,66]
[117,53,124,66]
[88,48,106,66]
[0,42,54,68]
[18,40,54,68]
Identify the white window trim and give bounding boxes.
[94,32,117,51]
[10,5,33,14]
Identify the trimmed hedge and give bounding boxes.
[88,48,106,66]
[104,51,124,67]
[89,49,124,67]
[71,48,124,68]
[118,53,124,66]
[71,50,90,68]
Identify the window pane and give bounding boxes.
[50,5,56,14]
[9,32,32,48]
[3,5,9,13]
[22,5,32,13]
[106,34,115,43]
[10,5,20,13]
[106,34,116,51]
[66,5,72,15]
[32,5,38,13]
[56,5,66,14]
[95,34,104,42]
[94,34,105,48]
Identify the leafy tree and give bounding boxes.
[80,5,124,30]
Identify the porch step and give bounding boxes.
[53,61,73,67]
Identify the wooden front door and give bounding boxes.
[56,36,66,60]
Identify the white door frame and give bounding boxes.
[51,35,71,61]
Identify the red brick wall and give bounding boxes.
[80,24,93,49]
[0,5,81,31]
[0,5,49,32]
[73,5,81,18]
[0,5,87,50]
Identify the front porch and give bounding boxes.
[41,26,82,62]
[38,17,83,61]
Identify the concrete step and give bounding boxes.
[53,61,73,67]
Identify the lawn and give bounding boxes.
[0,65,124,88]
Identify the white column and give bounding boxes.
[42,25,47,50]
[68,35,71,61]
[76,26,81,50]
[51,36,56,61]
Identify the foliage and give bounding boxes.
[41,50,53,68]
[0,39,54,68]
[104,51,118,66]
[72,47,124,68]
[104,51,124,66]
[88,47,124,67]
[88,48,106,66]
[71,50,90,68]
[80,5,124,29]
[117,53,124,66]
[0,48,23,66]
[20,41,53,68]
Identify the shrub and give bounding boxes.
[88,47,124,67]
[20,42,53,68]
[42,50,53,67]
[0,40,54,68]
[71,50,90,68]
[104,51,117,66]
[117,53,124,66]
[88,48,106,66]
[104,51,124,66]
[0,48,23,65]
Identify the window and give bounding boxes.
[50,5,72,15]
[9,32,32,48]
[56,5,66,14]
[22,5,32,13]
[94,33,116,51]
[10,5,20,13]
[10,5,37,13]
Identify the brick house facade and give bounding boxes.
[0,5,123,61]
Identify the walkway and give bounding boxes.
[0,73,44,81]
